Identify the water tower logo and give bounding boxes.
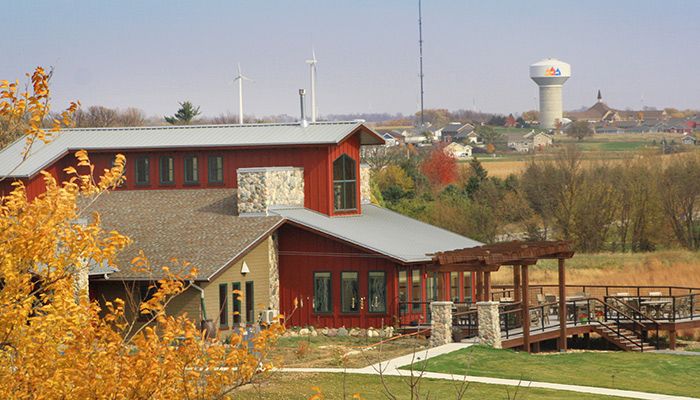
[545,67,562,76]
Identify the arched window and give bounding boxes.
[333,154,357,211]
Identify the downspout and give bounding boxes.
[189,281,207,320]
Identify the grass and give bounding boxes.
[232,372,631,399]
[492,250,700,287]
[269,334,429,368]
[407,346,700,398]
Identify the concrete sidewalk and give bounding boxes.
[277,342,700,400]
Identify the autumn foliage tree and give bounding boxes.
[0,68,283,399]
[420,144,457,187]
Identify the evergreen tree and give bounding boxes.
[164,101,201,125]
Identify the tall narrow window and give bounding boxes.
[184,155,199,184]
[463,272,472,303]
[341,272,359,313]
[313,272,332,313]
[368,271,386,313]
[159,156,174,185]
[411,269,422,313]
[232,282,241,324]
[398,270,408,313]
[219,283,228,327]
[450,272,460,302]
[245,281,254,323]
[135,156,149,185]
[332,154,357,211]
[208,155,223,184]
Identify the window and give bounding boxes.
[332,154,357,211]
[450,272,460,303]
[159,156,174,184]
[208,155,224,184]
[313,272,332,313]
[245,281,254,323]
[184,155,199,184]
[135,157,150,185]
[463,272,472,303]
[368,271,386,313]
[219,284,228,327]
[341,272,359,313]
[411,269,422,313]
[398,270,408,313]
[232,282,241,324]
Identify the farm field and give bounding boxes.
[473,132,693,177]
[233,372,630,400]
[408,346,700,398]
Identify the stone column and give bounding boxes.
[268,232,280,311]
[430,301,453,347]
[477,301,502,349]
[360,164,372,204]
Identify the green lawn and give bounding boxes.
[232,372,631,399]
[407,346,700,398]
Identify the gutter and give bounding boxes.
[189,281,208,320]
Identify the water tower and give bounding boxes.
[530,58,571,130]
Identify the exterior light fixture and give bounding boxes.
[240,261,250,276]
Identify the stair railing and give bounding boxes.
[605,296,661,349]
[587,298,649,351]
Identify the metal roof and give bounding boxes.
[0,121,383,178]
[271,204,481,264]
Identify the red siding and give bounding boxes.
[278,224,399,328]
[6,133,364,216]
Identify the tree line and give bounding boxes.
[368,145,700,252]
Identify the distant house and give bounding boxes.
[681,134,697,145]
[507,131,553,152]
[466,131,481,144]
[567,91,668,125]
[439,122,475,143]
[443,142,473,159]
[379,131,405,147]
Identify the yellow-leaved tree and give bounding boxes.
[0,67,283,399]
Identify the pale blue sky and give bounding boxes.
[2,1,698,118]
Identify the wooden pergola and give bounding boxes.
[432,241,574,352]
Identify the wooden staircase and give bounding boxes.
[593,323,655,352]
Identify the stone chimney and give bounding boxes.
[360,164,372,204]
[237,167,304,215]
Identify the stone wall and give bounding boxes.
[477,301,502,348]
[268,232,280,311]
[360,164,371,204]
[237,167,304,215]
[430,301,453,347]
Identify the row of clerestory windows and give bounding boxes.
[133,155,224,186]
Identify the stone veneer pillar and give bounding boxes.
[477,301,502,348]
[360,164,371,204]
[237,167,304,215]
[430,301,453,347]
[267,232,280,311]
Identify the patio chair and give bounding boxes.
[530,309,541,327]
[616,292,629,297]
[649,291,663,296]
[536,293,546,304]
[545,295,558,316]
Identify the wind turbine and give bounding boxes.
[305,50,318,123]
[234,63,252,124]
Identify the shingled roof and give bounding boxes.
[83,188,282,280]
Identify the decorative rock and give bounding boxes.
[367,328,379,338]
[327,328,338,337]
[299,328,310,336]
[337,327,348,337]
[349,328,361,337]
[320,327,329,336]
[310,329,318,337]
[383,326,395,338]
[430,301,453,347]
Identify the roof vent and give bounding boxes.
[299,89,308,128]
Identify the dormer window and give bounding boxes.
[333,154,357,211]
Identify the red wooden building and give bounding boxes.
[0,122,481,328]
